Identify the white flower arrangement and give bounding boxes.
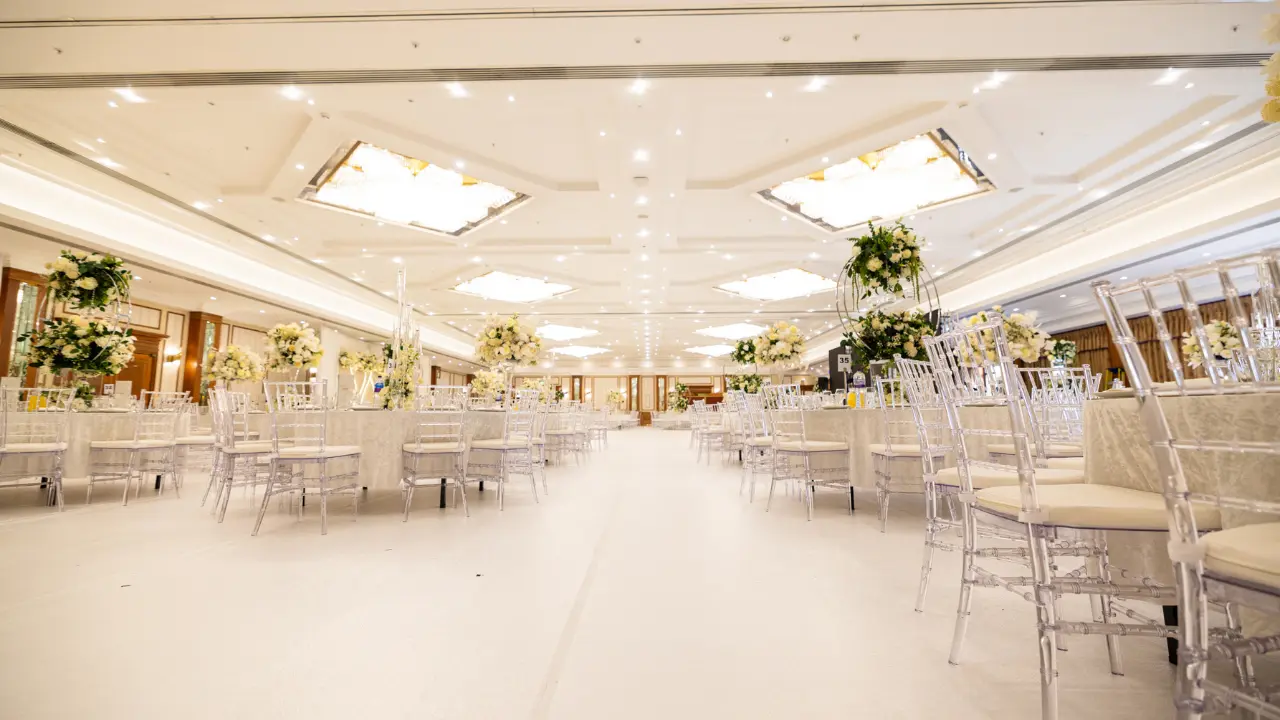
[205,345,265,382]
[24,315,135,376]
[475,314,542,368]
[265,323,323,370]
[44,249,131,311]
[962,305,1051,364]
[606,389,626,409]
[751,321,805,366]
[844,222,926,305]
[339,349,383,373]
[726,374,765,393]
[469,369,505,399]
[1181,320,1242,368]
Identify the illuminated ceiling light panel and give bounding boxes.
[695,323,766,340]
[759,129,994,232]
[454,271,572,303]
[685,344,736,357]
[535,324,598,341]
[299,141,529,237]
[550,346,609,358]
[716,268,835,302]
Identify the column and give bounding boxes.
[318,326,343,402]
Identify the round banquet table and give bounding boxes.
[802,405,1012,491]
[51,408,513,490]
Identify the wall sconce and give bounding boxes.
[164,350,182,364]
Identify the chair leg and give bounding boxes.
[319,469,329,536]
[1094,535,1124,676]
[915,480,939,613]
[252,464,277,536]
[876,481,890,533]
[402,481,415,522]
[948,500,977,665]
[200,452,221,507]
[122,451,137,506]
[1028,524,1061,720]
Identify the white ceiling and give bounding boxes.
[0,0,1276,372]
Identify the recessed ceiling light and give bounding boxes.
[762,129,994,231]
[1119,276,1128,280]
[696,323,766,340]
[261,234,275,242]
[192,201,211,210]
[470,256,483,263]
[555,255,566,262]
[686,344,736,358]
[107,101,118,108]
[536,324,599,341]
[95,137,106,144]
[132,275,141,280]
[633,149,650,162]
[94,157,122,168]
[392,256,403,264]
[973,250,985,257]
[808,252,820,259]
[765,91,773,98]
[1184,82,1195,90]
[803,77,827,92]
[675,128,682,136]
[640,254,650,261]
[637,229,650,238]
[508,95,515,102]
[312,258,326,264]
[628,79,650,95]
[307,99,315,105]
[445,82,469,98]
[209,296,217,301]
[259,309,265,314]
[113,88,147,103]
[1059,294,1067,298]
[822,156,830,163]
[635,195,649,205]
[454,160,465,169]
[669,192,675,198]
[987,153,998,160]
[302,141,525,236]
[599,130,607,137]
[280,85,305,100]
[717,268,837,302]
[295,163,305,170]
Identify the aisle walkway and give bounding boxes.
[0,430,1172,719]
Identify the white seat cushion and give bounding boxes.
[90,439,174,450]
[545,429,576,436]
[176,434,215,445]
[0,442,67,454]
[276,445,361,459]
[1202,523,1280,590]
[470,437,532,450]
[936,465,1084,489]
[1044,456,1086,471]
[868,443,928,457]
[402,441,464,454]
[987,442,1084,458]
[222,441,273,455]
[746,437,772,448]
[775,440,848,452]
[975,484,1222,531]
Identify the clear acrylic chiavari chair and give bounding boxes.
[255,380,361,536]
[466,388,541,510]
[174,400,217,490]
[203,389,273,522]
[762,384,850,521]
[737,391,773,502]
[0,387,74,511]
[925,313,1217,720]
[87,389,187,505]
[985,366,1091,470]
[543,400,583,466]
[1094,248,1280,720]
[870,373,949,533]
[401,385,470,520]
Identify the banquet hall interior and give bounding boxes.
[1,1,1280,718]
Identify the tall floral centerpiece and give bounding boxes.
[520,377,551,403]
[339,349,382,406]
[726,374,764,393]
[843,310,936,366]
[23,251,136,404]
[730,338,757,366]
[606,389,625,410]
[962,306,1050,365]
[669,382,690,413]
[265,323,323,379]
[751,321,805,368]
[380,340,420,410]
[844,222,925,306]
[1047,339,1078,368]
[205,345,265,393]
[469,369,505,405]
[475,314,541,388]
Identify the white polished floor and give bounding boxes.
[0,430,1175,719]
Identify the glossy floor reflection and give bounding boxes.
[0,429,1174,719]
